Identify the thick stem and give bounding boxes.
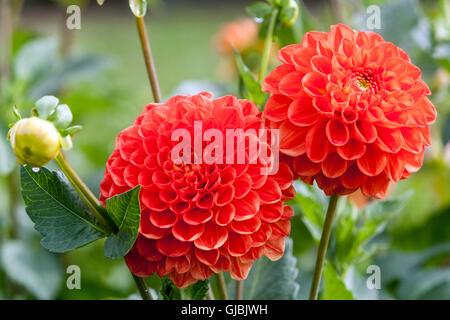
[214,272,229,300]
[135,16,162,103]
[54,152,115,234]
[235,280,243,300]
[309,194,339,300]
[258,8,278,84]
[132,274,152,300]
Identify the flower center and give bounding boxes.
[352,70,378,92]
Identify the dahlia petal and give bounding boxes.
[357,144,388,176]
[195,192,214,209]
[306,121,331,162]
[172,220,204,242]
[362,173,390,198]
[279,120,308,156]
[352,121,377,143]
[264,95,292,122]
[288,95,320,126]
[302,72,328,96]
[194,222,228,250]
[291,46,316,72]
[278,44,299,64]
[255,178,281,204]
[322,152,347,178]
[272,162,294,190]
[169,272,197,289]
[260,202,283,223]
[140,210,169,239]
[234,173,252,199]
[229,257,253,280]
[141,189,169,212]
[270,220,291,239]
[227,232,252,257]
[194,248,220,266]
[263,238,286,261]
[230,216,261,235]
[376,127,403,153]
[292,153,321,176]
[233,190,260,221]
[262,64,296,94]
[311,55,332,74]
[156,233,191,257]
[214,203,235,226]
[326,118,349,146]
[341,164,367,189]
[279,72,305,96]
[136,235,164,262]
[150,209,177,228]
[125,246,155,277]
[183,208,213,225]
[251,223,272,246]
[215,185,235,206]
[388,153,405,182]
[337,139,366,160]
[401,127,424,154]
[312,96,334,114]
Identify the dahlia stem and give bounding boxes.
[54,152,115,234]
[235,280,243,300]
[132,274,152,300]
[308,194,339,300]
[214,272,229,300]
[258,8,278,84]
[54,152,152,301]
[135,15,162,103]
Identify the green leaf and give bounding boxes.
[161,277,182,300]
[104,186,141,259]
[323,262,354,300]
[35,96,59,120]
[245,238,299,299]
[234,49,266,106]
[188,279,209,300]
[20,166,106,252]
[246,1,274,19]
[0,240,63,299]
[48,104,73,130]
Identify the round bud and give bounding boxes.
[9,117,61,168]
[281,0,299,27]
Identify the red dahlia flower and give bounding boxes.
[100,92,295,288]
[263,24,436,198]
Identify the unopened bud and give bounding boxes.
[129,0,147,17]
[280,0,299,27]
[8,118,61,168]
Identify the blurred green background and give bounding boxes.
[0,0,449,300]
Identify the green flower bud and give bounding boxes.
[280,0,299,27]
[8,117,61,168]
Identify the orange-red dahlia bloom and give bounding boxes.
[214,18,259,55]
[100,92,295,288]
[263,24,436,198]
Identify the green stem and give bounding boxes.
[235,280,243,300]
[214,272,229,300]
[132,274,152,300]
[54,152,152,301]
[135,16,162,103]
[309,194,339,300]
[54,152,114,234]
[258,8,278,84]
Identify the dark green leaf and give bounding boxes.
[323,262,354,300]
[246,1,273,19]
[245,238,299,299]
[20,166,106,253]
[188,279,209,300]
[234,49,266,106]
[161,277,182,300]
[104,186,141,259]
